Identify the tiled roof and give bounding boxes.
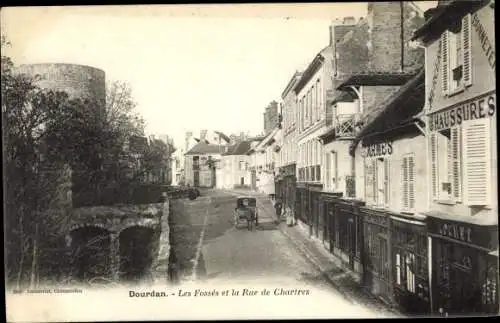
[336,19,370,75]
[185,142,225,155]
[354,69,425,145]
[336,71,419,90]
[294,46,333,94]
[222,140,253,156]
[412,0,487,41]
[213,131,231,143]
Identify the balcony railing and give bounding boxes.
[335,114,356,138]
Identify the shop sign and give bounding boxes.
[361,141,393,158]
[439,222,473,244]
[429,91,496,132]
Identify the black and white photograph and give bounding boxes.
[2,1,498,321]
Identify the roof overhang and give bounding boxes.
[336,72,419,91]
[352,70,425,149]
[412,0,489,42]
[293,53,325,94]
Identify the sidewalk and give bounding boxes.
[253,194,402,317]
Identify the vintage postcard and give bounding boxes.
[2,1,498,321]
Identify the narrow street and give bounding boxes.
[169,189,398,318]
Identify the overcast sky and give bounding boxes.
[2,3,436,148]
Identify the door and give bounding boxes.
[194,171,200,187]
[240,177,245,186]
[323,202,328,244]
[347,216,355,270]
[251,170,256,189]
[328,203,335,254]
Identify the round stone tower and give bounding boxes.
[14,63,106,107]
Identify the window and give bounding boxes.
[312,85,316,122]
[431,126,462,202]
[364,158,376,204]
[395,252,416,293]
[401,154,416,212]
[239,161,247,171]
[441,14,472,94]
[316,79,321,121]
[365,158,390,207]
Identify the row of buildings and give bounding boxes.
[181,0,498,316]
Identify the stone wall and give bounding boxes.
[151,194,171,284]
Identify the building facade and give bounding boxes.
[248,127,281,196]
[217,140,256,189]
[413,0,498,316]
[295,43,335,231]
[277,71,302,210]
[184,142,226,188]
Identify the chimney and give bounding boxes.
[185,131,193,152]
[200,129,207,141]
[367,2,405,72]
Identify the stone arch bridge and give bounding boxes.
[65,197,171,284]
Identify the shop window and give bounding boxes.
[441,14,472,95]
[401,154,416,212]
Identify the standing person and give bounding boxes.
[274,197,283,221]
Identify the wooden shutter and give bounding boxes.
[430,134,438,199]
[462,13,472,86]
[441,32,449,94]
[463,119,491,205]
[402,157,409,210]
[408,155,415,210]
[451,126,462,201]
[384,159,390,206]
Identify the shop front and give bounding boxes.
[428,215,499,316]
[320,192,342,254]
[334,199,365,277]
[309,184,323,238]
[296,183,308,225]
[280,164,297,210]
[360,207,393,304]
[391,213,430,315]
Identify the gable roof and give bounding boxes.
[351,69,425,151]
[185,142,225,155]
[222,140,253,156]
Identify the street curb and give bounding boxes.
[278,224,401,317]
[277,224,362,306]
